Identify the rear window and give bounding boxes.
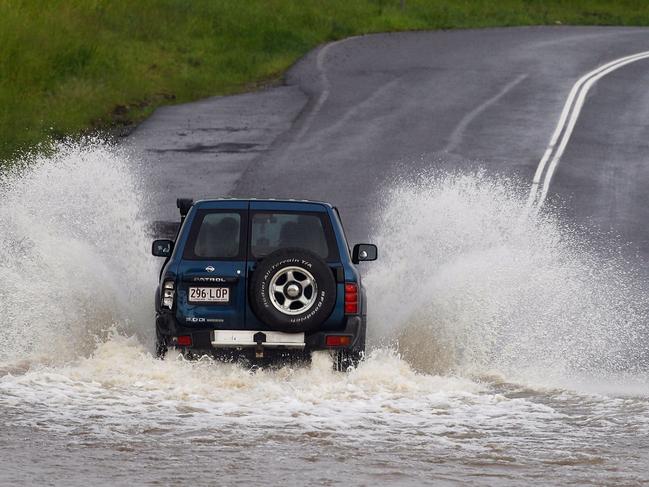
[184,211,243,260]
[250,212,337,261]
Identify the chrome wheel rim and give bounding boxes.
[269,266,318,315]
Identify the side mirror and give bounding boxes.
[352,244,377,264]
[152,239,174,257]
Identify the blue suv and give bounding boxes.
[152,198,377,370]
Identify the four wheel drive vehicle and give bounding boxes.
[151,198,377,370]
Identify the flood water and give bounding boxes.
[1,142,648,486]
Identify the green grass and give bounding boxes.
[2,0,649,163]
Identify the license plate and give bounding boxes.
[188,287,230,303]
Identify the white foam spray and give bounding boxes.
[1,144,647,395]
[1,148,648,477]
[0,140,156,365]
[365,171,649,387]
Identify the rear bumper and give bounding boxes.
[156,313,365,356]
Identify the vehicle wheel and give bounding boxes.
[333,317,366,372]
[155,326,168,359]
[333,349,363,372]
[250,248,336,332]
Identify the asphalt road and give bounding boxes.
[131,26,649,266]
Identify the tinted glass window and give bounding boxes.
[192,213,241,258]
[251,212,331,259]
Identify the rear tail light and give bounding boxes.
[344,283,358,314]
[162,280,175,309]
[176,335,192,346]
[326,335,351,347]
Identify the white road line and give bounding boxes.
[294,37,357,141]
[529,51,649,209]
[312,76,404,141]
[445,74,528,153]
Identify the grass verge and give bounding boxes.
[2,0,649,163]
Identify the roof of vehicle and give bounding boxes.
[192,198,335,209]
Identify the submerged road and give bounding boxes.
[132,26,649,267]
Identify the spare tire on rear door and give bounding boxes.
[250,248,336,332]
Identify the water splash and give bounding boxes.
[1,148,649,485]
[1,143,647,393]
[0,140,156,364]
[365,171,649,386]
